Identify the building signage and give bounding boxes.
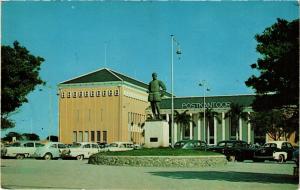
[182,102,231,109]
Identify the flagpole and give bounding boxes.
[171,35,174,148]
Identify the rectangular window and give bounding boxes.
[102,90,106,97]
[103,131,107,142]
[114,89,119,96]
[150,137,158,142]
[79,92,83,98]
[85,91,89,97]
[96,91,101,97]
[78,131,83,142]
[73,92,77,98]
[90,91,94,97]
[91,131,95,142]
[108,90,113,96]
[84,131,89,142]
[67,92,71,98]
[61,92,65,98]
[97,131,101,142]
[73,131,77,142]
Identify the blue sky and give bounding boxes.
[2,1,298,139]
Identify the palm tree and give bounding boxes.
[199,108,221,144]
[225,103,249,140]
[174,110,195,140]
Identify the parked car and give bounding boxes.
[97,142,109,150]
[33,142,68,160]
[4,141,44,159]
[174,140,207,150]
[253,141,294,163]
[208,140,254,161]
[292,148,299,166]
[1,142,7,157]
[107,142,134,152]
[61,142,100,160]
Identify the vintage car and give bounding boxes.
[107,142,134,152]
[253,141,294,163]
[4,141,44,159]
[33,142,68,160]
[61,142,100,160]
[207,140,254,161]
[174,140,207,150]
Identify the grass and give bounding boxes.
[98,148,222,156]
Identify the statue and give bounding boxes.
[148,72,166,120]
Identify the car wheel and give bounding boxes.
[277,154,285,163]
[44,153,53,160]
[76,155,83,160]
[16,154,25,160]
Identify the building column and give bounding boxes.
[197,118,201,140]
[203,119,206,143]
[174,122,178,143]
[207,122,210,144]
[239,118,242,140]
[247,112,251,144]
[222,112,225,140]
[189,113,193,140]
[214,116,217,145]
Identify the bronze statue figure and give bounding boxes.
[148,72,166,120]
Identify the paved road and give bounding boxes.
[1,159,299,190]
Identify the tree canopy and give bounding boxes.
[245,18,299,111]
[1,41,45,129]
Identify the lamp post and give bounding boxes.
[170,35,181,147]
[199,81,209,143]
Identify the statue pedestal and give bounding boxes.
[144,120,169,148]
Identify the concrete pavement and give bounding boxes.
[1,159,299,190]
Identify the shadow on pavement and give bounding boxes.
[148,171,299,184]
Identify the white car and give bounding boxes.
[61,142,100,160]
[5,141,44,159]
[33,142,67,160]
[107,142,134,152]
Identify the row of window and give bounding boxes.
[128,112,146,125]
[73,130,107,143]
[61,89,119,98]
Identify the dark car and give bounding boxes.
[253,141,294,162]
[174,140,207,150]
[208,140,254,161]
[292,149,299,166]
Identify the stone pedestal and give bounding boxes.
[144,121,169,148]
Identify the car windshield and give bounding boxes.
[71,143,82,148]
[109,143,118,147]
[36,143,45,147]
[263,143,277,148]
[226,142,234,148]
[8,142,21,147]
[174,141,186,148]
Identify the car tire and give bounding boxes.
[16,154,25,160]
[44,153,53,160]
[277,154,285,163]
[76,155,83,160]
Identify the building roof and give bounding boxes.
[60,68,148,89]
[160,94,255,109]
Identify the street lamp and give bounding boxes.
[170,34,181,147]
[199,80,210,144]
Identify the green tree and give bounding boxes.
[1,132,23,142]
[245,18,299,111]
[250,110,293,141]
[1,41,45,129]
[199,108,221,143]
[174,110,194,139]
[245,18,299,139]
[225,103,249,140]
[45,135,58,142]
[22,133,40,141]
